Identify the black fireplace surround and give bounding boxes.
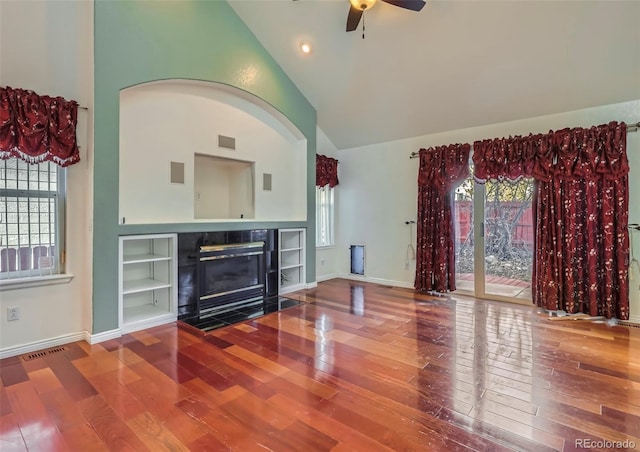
[177,229,280,324]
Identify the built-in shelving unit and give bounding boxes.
[279,228,306,294]
[118,234,177,334]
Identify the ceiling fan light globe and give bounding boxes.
[349,0,377,11]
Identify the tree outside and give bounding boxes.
[455,177,534,284]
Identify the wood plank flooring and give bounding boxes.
[1,278,639,451]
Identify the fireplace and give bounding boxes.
[176,229,279,320]
[176,229,299,332]
[198,241,265,314]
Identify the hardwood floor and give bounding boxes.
[1,278,639,451]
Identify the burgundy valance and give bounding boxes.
[0,86,80,167]
[534,121,628,182]
[316,154,339,187]
[472,121,628,183]
[417,143,471,191]
[473,133,542,181]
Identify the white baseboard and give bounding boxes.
[85,328,122,345]
[337,273,414,289]
[0,327,124,359]
[316,273,338,283]
[121,315,177,335]
[627,315,640,325]
[305,281,318,289]
[0,332,87,360]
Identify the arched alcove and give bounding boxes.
[119,80,307,224]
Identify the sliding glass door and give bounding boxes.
[453,177,475,293]
[454,175,534,302]
[483,179,534,300]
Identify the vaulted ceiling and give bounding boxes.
[229,0,640,150]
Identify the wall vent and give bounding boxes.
[170,161,185,184]
[263,173,272,191]
[218,135,236,150]
[617,321,640,329]
[21,346,67,361]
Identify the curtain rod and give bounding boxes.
[409,121,640,159]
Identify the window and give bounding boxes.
[316,186,334,247]
[0,159,65,280]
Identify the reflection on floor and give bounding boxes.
[1,279,637,451]
[180,297,300,332]
[457,273,533,301]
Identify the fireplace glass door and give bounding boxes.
[198,241,265,312]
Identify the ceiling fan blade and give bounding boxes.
[381,0,426,12]
[346,5,364,32]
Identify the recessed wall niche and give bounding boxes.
[194,154,255,219]
[118,80,307,224]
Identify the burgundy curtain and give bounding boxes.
[415,143,471,292]
[532,122,629,319]
[0,86,80,167]
[316,154,339,187]
[473,122,629,319]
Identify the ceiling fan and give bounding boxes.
[346,0,426,33]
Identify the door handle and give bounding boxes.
[480,222,484,238]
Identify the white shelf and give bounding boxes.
[122,278,172,295]
[279,228,306,295]
[123,304,172,324]
[119,234,177,334]
[123,253,172,264]
[281,247,303,253]
[281,230,303,250]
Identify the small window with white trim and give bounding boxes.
[0,159,65,280]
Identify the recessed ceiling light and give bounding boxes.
[300,41,312,55]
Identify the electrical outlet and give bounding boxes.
[7,306,20,321]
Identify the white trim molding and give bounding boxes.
[316,273,338,283]
[337,273,414,289]
[0,273,74,291]
[0,328,124,359]
[627,315,640,326]
[85,328,122,345]
[0,331,86,360]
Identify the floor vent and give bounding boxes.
[21,346,67,361]
[617,321,640,329]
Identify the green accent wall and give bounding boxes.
[94,0,317,333]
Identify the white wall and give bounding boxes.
[316,127,340,281]
[0,0,94,354]
[119,82,307,225]
[337,100,640,321]
[228,164,255,219]
[194,156,255,219]
[194,155,231,219]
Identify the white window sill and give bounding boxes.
[0,274,74,291]
[316,245,336,250]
